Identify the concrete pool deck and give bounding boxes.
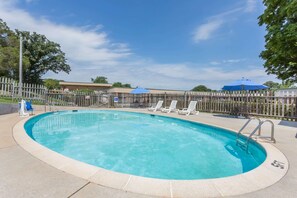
[1,107,297,197]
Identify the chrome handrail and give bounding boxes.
[260,120,275,143]
[236,118,276,152]
[236,117,262,139]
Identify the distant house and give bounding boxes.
[108,87,187,108]
[108,87,186,95]
[275,88,297,97]
[59,81,112,92]
[59,81,187,94]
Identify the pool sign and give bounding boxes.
[114,97,119,103]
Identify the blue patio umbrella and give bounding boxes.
[130,87,150,107]
[130,87,150,94]
[222,78,268,91]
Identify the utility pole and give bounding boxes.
[19,35,23,97]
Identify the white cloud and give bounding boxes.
[146,64,267,82]
[245,0,257,12]
[193,8,238,43]
[141,64,277,89]
[210,61,221,65]
[192,1,258,43]
[193,20,223,42]
[210,59,246,65]
[209,7,243,20]
[0,0,131,65]
[223,59,246,63]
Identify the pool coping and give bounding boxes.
[13,110,289,197]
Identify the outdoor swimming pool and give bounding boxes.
[24,110,266,180]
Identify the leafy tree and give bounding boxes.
[264,80,295,89]
[0,19,29,79]
[0,19,70,84]
[191,85,211,92]
[91,76,108,84]
[43,78,61,90]
[263,81,281,89]
[112,82,122,87]
[17,30,71,84]
[112,82,131,88]
[123,83,131,88]
[258,0,297,82]
[280,81,295,89]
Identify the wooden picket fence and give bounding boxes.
[1,76,297,120]
[0,77,47,103]
[112,91,297,120]
[187,91,297,120]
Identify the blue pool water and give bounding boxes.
[24,110,266,180]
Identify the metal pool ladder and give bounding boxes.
[236,117,276,152]
[44,102,58,112]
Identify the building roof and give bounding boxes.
[59,81,187,94]
[108,87,186,94]
[59,81,112,87]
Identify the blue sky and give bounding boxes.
[0,0,279,90]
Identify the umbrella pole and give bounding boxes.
[239,85,245,118]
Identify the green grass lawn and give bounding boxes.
[0,97,44,105]
[0,97,16,104]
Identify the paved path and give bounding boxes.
[0,109,296,197]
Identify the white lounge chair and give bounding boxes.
[148,101,163,112]
[161,100,177,113]
[178,101,199,116]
